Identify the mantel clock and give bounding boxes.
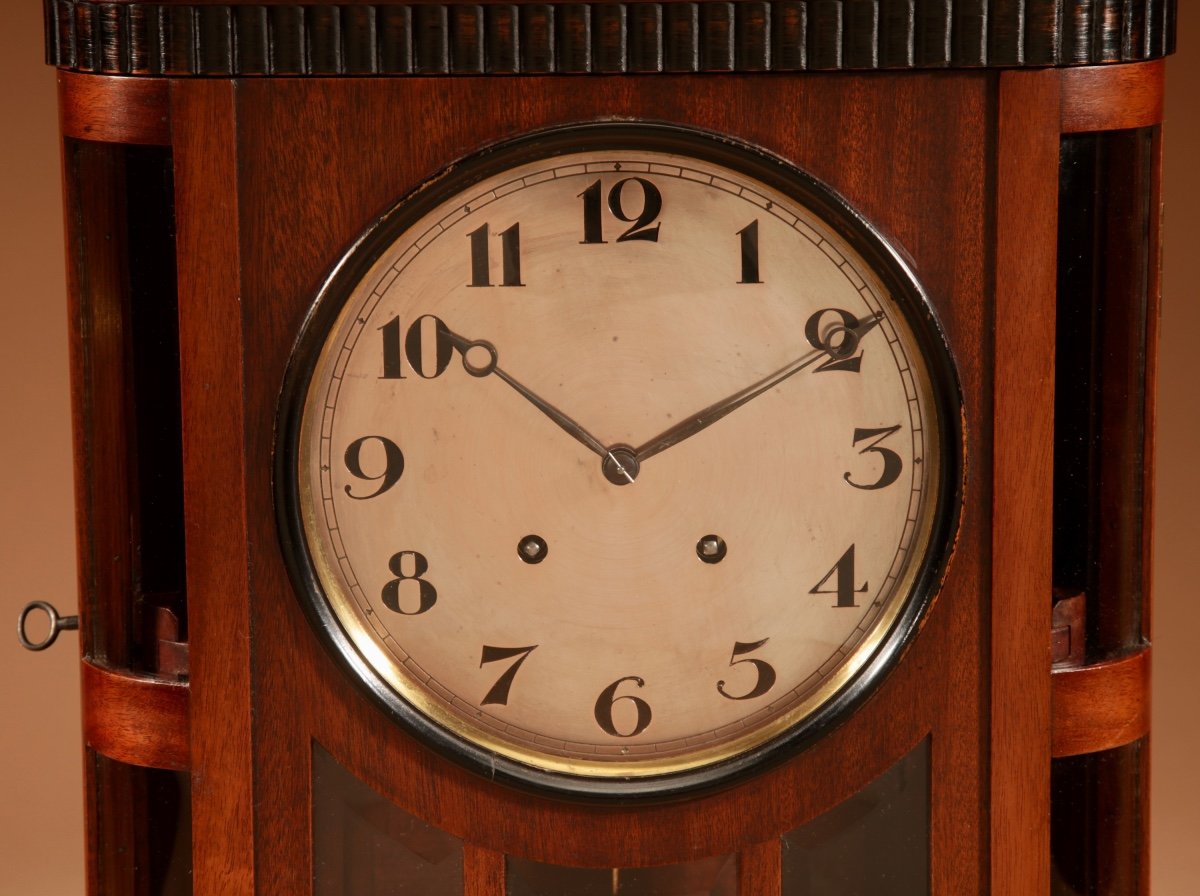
[24,1,1175,894]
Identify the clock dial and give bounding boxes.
[281,125,958,794]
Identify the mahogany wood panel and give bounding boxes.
[1061,59,1166,134]
[463,845,505,896]
[991,68,1059,896]
[44,0,1178,76]
[58,71,169,144]
[170,79,256,896]
[1051,648,1151,758]
[175,71,995,893]
[81,660,191,770]
[737,839,781,896]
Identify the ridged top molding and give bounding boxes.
[46,1,1177,76]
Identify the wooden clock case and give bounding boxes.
[44,2,1172,894]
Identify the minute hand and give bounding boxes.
[633,313,884,464]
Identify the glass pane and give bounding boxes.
[312,744,463,896]
[782,738,929,895]
[1054,127,1155,662]
[91,753,192,896]
[507,853,736,896]
[1051,738,1145,895]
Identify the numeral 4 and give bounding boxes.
[810,545,867,608]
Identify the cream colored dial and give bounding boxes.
[286,128,956,791]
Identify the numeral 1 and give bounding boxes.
[468,223,524,287]
[737,220,762,284]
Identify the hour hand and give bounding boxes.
[633,311,884,464]
[443,327,615,464]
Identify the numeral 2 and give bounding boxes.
[804,308,866,373]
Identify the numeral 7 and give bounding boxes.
[479,644,538,706]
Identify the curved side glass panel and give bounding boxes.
[781,738,929,895]
[313,744,464,895]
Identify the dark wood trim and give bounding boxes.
[170,79,256,895]
[1061,59,1166,134]
[991,68,1059,896]
[44,0,1177,76]
[58,71,169,144]
[737,838,781,896]
[1051,649,1151,758]
[82,660,191,770]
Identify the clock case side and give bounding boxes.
[273,121,965,804]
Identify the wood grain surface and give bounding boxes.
[990,67,1060,896]
[170,78,256,896]
[81,659,190,769]
[1052,648,1152,758]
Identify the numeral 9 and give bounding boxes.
[343,435,404,499]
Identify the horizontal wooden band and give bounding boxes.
[1061,58,1165,133]
[58,71,169,144]
[1050,647,1150,759]
[82,659,191,770]
[46,0,1177,77]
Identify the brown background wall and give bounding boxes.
[1,5,1195,894]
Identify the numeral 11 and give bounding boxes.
[468,223,524,287]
